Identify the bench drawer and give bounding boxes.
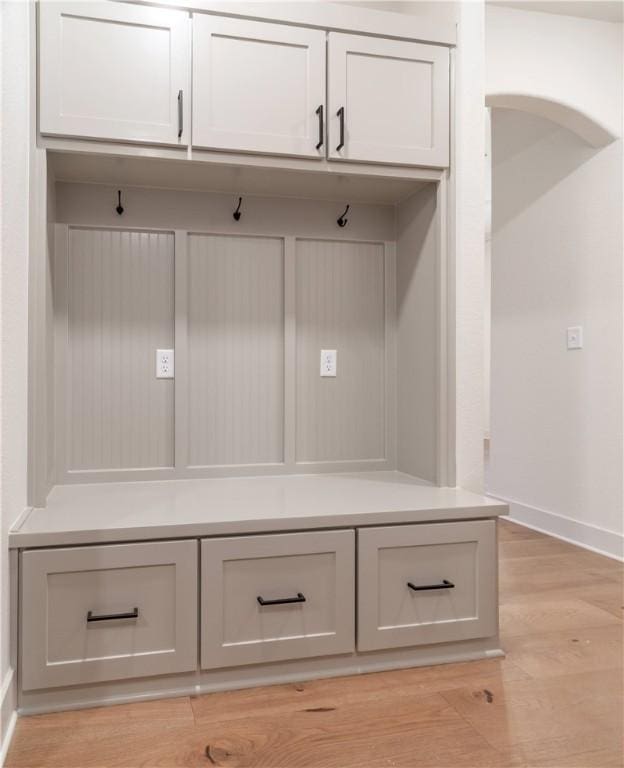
[201,530,355,669]
[21,540,197,690]
[357,521,497,651]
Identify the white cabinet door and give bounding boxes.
[328,33,449,167]
[193,16,325,158]
[39,2,190,146]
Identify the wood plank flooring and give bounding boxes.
[7,519,623,768]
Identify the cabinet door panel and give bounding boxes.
[39,2,189,145]
[193,16,325,158]
[358,521,497,651]
[21,541,197,690]
[201,531,355,668]
[328,33,449,167]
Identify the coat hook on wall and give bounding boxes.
[337,204,350,228]
[116,190,124,216]
[233,197,242,221]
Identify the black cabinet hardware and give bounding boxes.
[337,204,349,227]
[87,607,139,622]
[257,592,306,606]
[407,579,455,592]
[336,106,345,151]
[315,104,324,149]
[177,90,183,138]
[233,196,242,221]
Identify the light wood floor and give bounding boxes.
[7,519,623,768]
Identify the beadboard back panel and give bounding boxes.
[59,228,175,475]
[397,186,439,483]
[49,181,445,487]
[187,234,285,468]
[295,239,390,465]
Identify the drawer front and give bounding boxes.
[201,530,355,669]
[357,521,497,651]
[21,540,197,690]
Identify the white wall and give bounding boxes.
[486,6,623,559]
[0,0,31,756]
[488,107,623,557]
[486,4,623,145]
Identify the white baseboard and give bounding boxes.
[489,493,624,561]
[0,668,17,767]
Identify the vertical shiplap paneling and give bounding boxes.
[67,228,174,471]
[187,234,284,467]
[295,239,386,463]
[396,186,438,482]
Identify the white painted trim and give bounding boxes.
[9,507,33,534]
[18,638,502,715]
[0,668,17,767]
[0,713,17,768]
[490,493,624,562]
[121,0,457,46]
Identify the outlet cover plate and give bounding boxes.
[567,327,583,350]
[320,349,337,377]
[156,349,175,378]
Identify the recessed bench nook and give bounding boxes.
[12,0,507,715]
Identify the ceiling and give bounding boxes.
[487,1,624,23]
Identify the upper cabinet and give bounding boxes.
[192,17,326,158]
[37,4,452,168]
[39,2,190,146]
[327,34,450,167]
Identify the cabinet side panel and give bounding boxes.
[396,186,438,482]
[66,228,175,471]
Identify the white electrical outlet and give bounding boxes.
[156,349,175,378]
[567,326,583,350]
[320,349,337,377]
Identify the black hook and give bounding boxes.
[337,204,349,228]
[116,190,124,216]
[233,197,242,221]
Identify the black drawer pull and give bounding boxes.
[177,90,183,139]
[315,104,324,149]
[257,592,306,607]
[87,607,139,622]
[336,106,345,151]
[407,580,455,592]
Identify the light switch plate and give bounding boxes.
[156,349,175,378]
[320,349,337,377]
[567,327,583,350]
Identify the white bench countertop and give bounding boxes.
[10,471,508,548]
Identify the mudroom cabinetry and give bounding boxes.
[192,16,326,157]
[12,0,506,717]
[38,1,450,167]
[38,2,190,146]
[327,34,450,166]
